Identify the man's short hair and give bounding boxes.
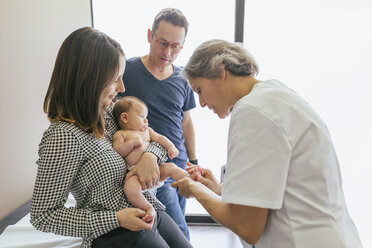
[152,8,189,37]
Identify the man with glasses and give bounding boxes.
[117,8,196,240]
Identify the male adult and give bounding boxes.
[118,8,196,240]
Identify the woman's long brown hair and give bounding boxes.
[44,27,124,137]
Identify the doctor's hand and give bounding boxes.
[171,177,198,199]
[126,152,160,190]
[186,162,222,196]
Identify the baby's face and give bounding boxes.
[126,102,149,131]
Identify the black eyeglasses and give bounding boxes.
[152,32,183,53]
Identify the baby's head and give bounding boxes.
[113,96,149,131]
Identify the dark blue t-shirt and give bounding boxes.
[118,57,196,169]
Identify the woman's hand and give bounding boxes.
[116,208,153,231]
[186,162,222,196]
[125,152,160,190]
[171,177,198,198]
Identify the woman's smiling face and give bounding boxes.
[100,56,126,107]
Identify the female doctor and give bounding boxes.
[171,39,362,248]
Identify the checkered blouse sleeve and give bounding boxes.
[30,125,119,241]
[30,108,167,247]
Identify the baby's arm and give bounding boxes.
[113,131,142,157]
[149,128,179,159]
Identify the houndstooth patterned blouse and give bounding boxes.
[30,106,167,247]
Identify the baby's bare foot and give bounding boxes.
[142,207,156,223]
[189,167,203,180]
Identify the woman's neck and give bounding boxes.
[229,73,260,102]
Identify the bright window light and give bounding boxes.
[93,0,235,215]
[93,3,372,246]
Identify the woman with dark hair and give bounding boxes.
[30,27,192,248]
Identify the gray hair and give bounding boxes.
[183,39,258,79]
[152,8,189,37]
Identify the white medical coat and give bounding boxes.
[222,79,362,248]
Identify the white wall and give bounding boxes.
[0,0,92,219]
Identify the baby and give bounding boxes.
[112,96,201,223]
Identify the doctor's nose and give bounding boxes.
[199,95,207,108]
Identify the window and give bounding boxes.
[92,0,235,214]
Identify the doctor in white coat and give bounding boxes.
[172,39,362,248]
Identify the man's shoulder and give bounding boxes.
[171,65,189,85]
[172,64,184,74]
[126,56,141,65]
[123,57,143,80]
[173,63,183,69]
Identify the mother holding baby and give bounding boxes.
[30,27,192,248]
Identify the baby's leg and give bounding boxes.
[159,162,189,182]
[124,175,155,223]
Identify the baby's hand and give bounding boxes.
[132,137,143,147]
[168,147,179,159]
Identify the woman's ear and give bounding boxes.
[120,112,129,124]
[219,63,226,80]
[147,28,152,43]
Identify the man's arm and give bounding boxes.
[182,110,196,161]
[172,178,268,245]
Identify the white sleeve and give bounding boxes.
[222,103,291,209]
